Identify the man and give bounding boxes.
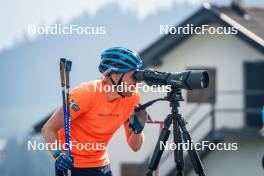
[41,47,148,176]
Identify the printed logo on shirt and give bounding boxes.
[71,100,80,112]
[98,113,120,117]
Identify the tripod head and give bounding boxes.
[135,88,184,112]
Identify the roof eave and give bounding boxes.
[140,3,264,68]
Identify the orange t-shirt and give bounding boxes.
[58,79,140,168]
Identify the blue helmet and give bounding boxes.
[99,47,143,75]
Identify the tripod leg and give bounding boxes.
[177,115,205,176]
[173,119,184,176]
[147,115,172,176]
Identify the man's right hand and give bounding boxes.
[129,108,148,134]
[54,150,73,171]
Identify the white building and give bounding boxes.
[134,2,264,176]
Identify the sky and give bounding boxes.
[0,0,263,51]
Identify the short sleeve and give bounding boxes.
[69,83,93,119]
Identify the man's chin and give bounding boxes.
[122,92,134,97]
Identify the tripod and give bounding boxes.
[144,88,205,176]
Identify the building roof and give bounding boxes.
[140,2,264,67]
[217,6,264,39]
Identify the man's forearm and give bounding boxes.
[41,126,60,154]
[128,132,144,152]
